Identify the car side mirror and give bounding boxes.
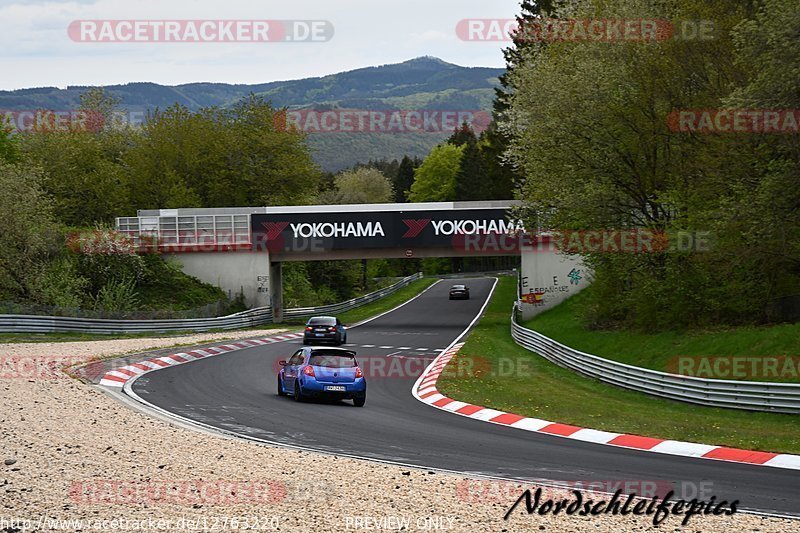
[278,360,287,366]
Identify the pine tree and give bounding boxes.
[482,1,551,201]
[447,122,477,147]
[393,155,419,202]
[494,0,553,116]
[478,123,516,200]
[454,138,486,201]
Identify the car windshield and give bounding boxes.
[308,351,357,368]
[452,285,465,289]
[308,317,336,326]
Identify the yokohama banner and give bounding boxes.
[251,208,523,252]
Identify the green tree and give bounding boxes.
[79,87,122,132]
[393,155,420,202]
[18,87,135,225]
[0,127,19,163]
[316,166,394,289]
[124,95,321,209]
[506,0,762,328]
[489,0,555,205]
[408,143,464,202]
[454,136,487,201]
[717,0,800,315]
[447,122,477,147]
[0,162,58,299]
[19,130,132,225]
[319,167,394,204]
[478,123,516,200]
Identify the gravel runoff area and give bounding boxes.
[1,331,798,532]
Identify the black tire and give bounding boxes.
[302,339,310,345]
[277,375,285,396]
[335,333,343,346]
[293,379,304,402]
[353,395,366,407]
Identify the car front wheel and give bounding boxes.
[277,375,285,396]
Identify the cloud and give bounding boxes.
[0,0,519,89]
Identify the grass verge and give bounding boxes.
[524,290,800,381]
[437,276,800,454]
[284,278,438,327]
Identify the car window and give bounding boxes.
[308,317,336,326]
[288,350,304,365]
[308,351,357,368]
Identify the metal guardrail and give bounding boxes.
[510,304,800,414]
[0,273,422,334]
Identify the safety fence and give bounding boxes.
[511,304,800,414]
[0,273,422,334]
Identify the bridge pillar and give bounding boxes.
[269,261,283,323]
[167,251,270,309]
[517,249,587,320]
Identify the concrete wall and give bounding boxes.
[518,250,589,320]
[167,251,271,308]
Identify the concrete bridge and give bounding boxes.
[116,201,585,321]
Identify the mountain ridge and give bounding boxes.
[0,57,504,171]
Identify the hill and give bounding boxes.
[0,57,504,171]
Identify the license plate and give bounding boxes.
[325,385,346,392]
[315,333,324,337]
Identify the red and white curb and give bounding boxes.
[99,333,303,387]
[413,343,800,471]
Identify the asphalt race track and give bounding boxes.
[130,278,800,516]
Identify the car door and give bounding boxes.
[283,349,305,391]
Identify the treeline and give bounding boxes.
[0,74,544,313]
[0,91,323,312]
[1,87,511,313]
[19,91,320,226]
[500,0,799,329]
[407,122,517,203]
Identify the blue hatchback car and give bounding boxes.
[277,346,366,407]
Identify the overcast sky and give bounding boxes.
[0,0,522,90]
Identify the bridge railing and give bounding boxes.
[510,302,800,413]
[0,273,422,334]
